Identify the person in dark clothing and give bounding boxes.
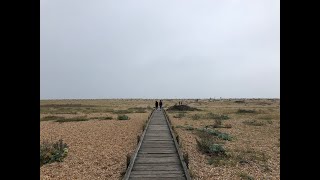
[159,100,163,110]
[155,101,158,110]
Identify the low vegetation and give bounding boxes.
[167,105,200,111]
[55,116,89,123]
[117,114,130,120]
[191,113,229,120]
[40,139,68,166]
[41,115,65,121]
[90,116,113,120]
[237,109,256,114]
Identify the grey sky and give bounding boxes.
[40,0,280,99]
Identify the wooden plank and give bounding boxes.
[140,146,176,151]
[135,157,180,164]
[139,150,177,154]
[129,178,186,180]
[133,164,182,171]
[130,171,183,175]
[142,140,174,144]
[145,134,171,136]
[129,174,185,178]
[144,137,172,140]
[137,154,178,158]
[141,145,175,148]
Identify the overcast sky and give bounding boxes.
[40,0,280,99]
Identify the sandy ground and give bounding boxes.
[40,99,280,180]
[168,99,280,180]
[40,113,148,180]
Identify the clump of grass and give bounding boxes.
[167,105,200,111]
[55,116,88,123]
[173,113,186,118]
[206,113,229,120]
[239,172,254,180]
[40,104,94,108]
[117,114,130,120]
[41,115,65,121]
[198,128,232,141]
[235,149,269,168]
[40,139,68,166]
[237,109,256,113]
[91,116,113,120]
[191,114,202,120]
[242,120,265,126]
[196,138,226,156]
[235,100,245,103]
[175,125,183,128]
[185,125,194,131]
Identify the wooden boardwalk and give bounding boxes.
[123,109,191,180]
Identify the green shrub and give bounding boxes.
[55,116,88,123]
[90,116,113,120]
[185,126,194,131]
[41,116,65,121]
[40,139,68,166]
[198,128,232,141]
[237,109,256,113]
[117,115,129,120]
[196,138,226,156]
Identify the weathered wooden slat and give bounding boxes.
[141,145,174,148]
[145,133,171,136]
[133,164,182,171]
[135,157,180,164]
[129,178,186,180]
[130,170,183,175]
[137,154,178,158]
[145,137,172,141]
[129,174,185,178]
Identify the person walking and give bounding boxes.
[159,100,163,110]
[155,101,158,110]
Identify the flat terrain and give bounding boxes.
[40,99,152,179]
[40,99,280,180]
[167,99,280,180]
